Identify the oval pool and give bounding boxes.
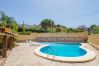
[40,43,87,57]
[34,42,96,62]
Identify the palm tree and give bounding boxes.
[0,11,18,32]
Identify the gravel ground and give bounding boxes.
[4,43,99,66]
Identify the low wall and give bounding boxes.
[17,32,88,42]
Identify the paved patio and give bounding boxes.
[4,43,99,66]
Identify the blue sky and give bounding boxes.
[0,0,99,27]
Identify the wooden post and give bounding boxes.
[9,37,13,50]
[12,37,14,48]
[2,35,8,58]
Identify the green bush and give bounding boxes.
[19,31,31,35]
[94,29,99,34]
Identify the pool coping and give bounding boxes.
[34,43,96,63]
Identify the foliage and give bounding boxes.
[77,25,87,31]
[40,19,54,30]
[67,28,75,33]
[93,26,99,34]
[29,26,46,33]
[1,11,99,34]
[55,24,66,29]
[18,26,23,32]
[55,27,67,32]
[74,29,84,32]
[90,24,97,34]
[56,27,61,32]
[11,22,18,32]
[18,31,31,35]
[48,28,56,33]
[22,21,26,32]
[48,27,67,33]
[90,24,96,30]
[0,11,18,32]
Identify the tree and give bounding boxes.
[67,28,74,33]
[40,19,54,31]
[94,26,99,34]
[11,22,18,32]
[55,27,67,32]
[77,25,87,31]
[48,28,56,33]
[0,11,7,26]
[55,24,66,29]
[22,21,26,32]
[90,24,96,34]
[90,24,96,30]
[0,11,18,32]
[90,24,99,34]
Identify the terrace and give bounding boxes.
[4,41,99,66]
[3,32,99,66]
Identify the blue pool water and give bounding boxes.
[40,42,87,57]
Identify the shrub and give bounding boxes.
[19,31,31,35]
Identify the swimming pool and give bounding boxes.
[40,43,87,57]
[34,42,96,62]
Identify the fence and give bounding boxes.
[88,34,99,50]
[17,32,88,42]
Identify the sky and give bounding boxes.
[0,0,99,28]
